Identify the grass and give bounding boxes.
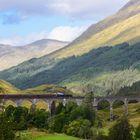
[97,102,140,131]
[23,84,72,95]
[0,80,20,94]
[0,80,72,96]
[33,134,79,140]
[17,130,79,140]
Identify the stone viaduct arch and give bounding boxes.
[93,97,140,120]
[0,94,140,120]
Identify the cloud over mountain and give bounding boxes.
[48,26,88,42]
[0,25,87,45]
[0,0,129,24]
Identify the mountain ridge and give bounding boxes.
[0,39,68,70]
[69,0,140,46]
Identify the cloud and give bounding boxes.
[0,37,22,45]
[0,25,87,45]
[48,26,88,41]
[0,0,129,23]
[48,0,129,19]
[2,12,26,24]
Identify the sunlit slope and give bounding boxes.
[71,0,140,45]
[0,80,72,95]
[0,80,20,94]
[24,84,73,95]
[53,14,140,59]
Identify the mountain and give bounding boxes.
[0,39,68,70]
[71,0,140,46]
[53,0,140,58]
[0,0,140,96]
[1,42,140,96]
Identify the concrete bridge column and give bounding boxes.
[47,100,53,115]
[0,99,5,111]
[62,99,67,106]
[124,98,128,116]
[109,102,114,121]
[76,99,83,106]
[31,99,37,110]
[93,98,98,111]
[16,99,22,107]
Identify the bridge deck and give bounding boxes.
[0,94,84,99]
[0,94,140,100]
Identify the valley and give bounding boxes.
[0,0,140,140]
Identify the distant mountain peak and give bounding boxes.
[119,0,140,12]
[27,39,69,46]
[0,38,69,70]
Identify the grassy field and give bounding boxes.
[17,130,79,140]
[32,134,79,140]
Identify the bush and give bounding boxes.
[135,123,140,139]
[108,117,133,140]
[0,114,15,140]
[64,119,91,139]
[48,113,66,133]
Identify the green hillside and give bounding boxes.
[0,80,20,94]
[1,42,140,96]
[97,102,140,130]
[0,80,72,96]
[23,84,73,95]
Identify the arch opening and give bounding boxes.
[113,100,124,108]
[4,100,17,107]
[113,100,125,119]
[128,100,139,104]
[20,100,32,108]
[35,100,48,110]
[97,100,110,110]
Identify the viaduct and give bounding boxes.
[0,94,140,121]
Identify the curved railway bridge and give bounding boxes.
[0,94,140,120]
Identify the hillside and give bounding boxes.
[54,13,140,58]
[0,80,20,94]
[98,102,140,129]
[1,42,140,96]
[51,0,140,59]
[0,0,140,96]
[23,84,73,95]
[0,39,68,70]
[0,80,72,96]
[71,0,140,45]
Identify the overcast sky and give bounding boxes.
[0,0,129,45]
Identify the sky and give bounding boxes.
[0,0,129,46]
